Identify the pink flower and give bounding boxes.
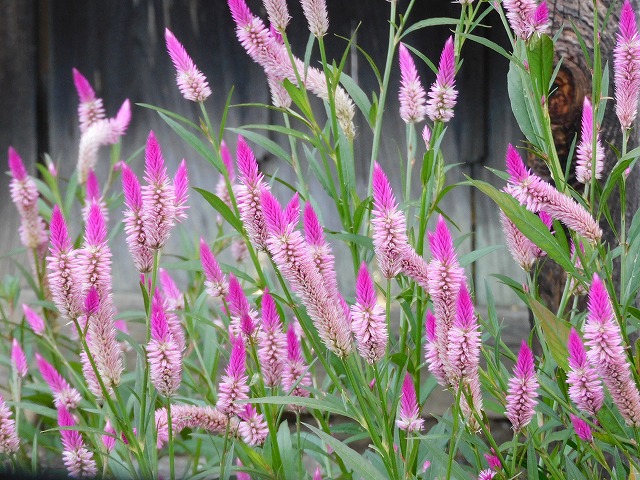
[314,467,323,480]
[575,97,604,184]
[217,335,250,416]
[226,274,258,339]
[236,136,270,251]
[148,290,183,397]
[502,0,548,40]
[426,37,457,123]
[530,1,550,36]
[424,309,447,385]
[422,125,431,148]
[615,0,640,130]
[258,289,287,387]
[262,190,352,357]
[396,373,424,433]
[36,353,82,410]
[155,404,237,448]
[505,144,602,242]
[398,43,427,124]
[79,203,112,300]
[301,0,328,37]
[282,327,311,407]
[72,68,105,133]
[505,341,538,432]
[165,28,212,102]
[238,404,269,445]
[102,420,116,453]
[267,72,292,108]
[58,406,97,478]
[200,238,229,299]
[83,170,108,224]
[173,159,190,223]
[160,268,184,311]
[23,304,45,336]
[570,414,593,442]
[142,132,176,250]
[121,163,154,273]
[263,0,290,32]
[447,283,483,427]
[351,263,387,364]
[499,210,549,271]
[567,328,604,417]
[583,274,640,426]
[478,470,496,480]
[427,215,465,387]
[484,449,501,470]
[11,339,27,378]
[0,395,19,455]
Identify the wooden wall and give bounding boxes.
[1,0,526,308]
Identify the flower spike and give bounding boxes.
[165,28,212,102]
[505,341,538,432]
[398,43,427,124]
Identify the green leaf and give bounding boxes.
[136,103,199,130]
[245,396,351,418]
[529,297,570,371]
[327,232,373,250]
[401,17,460,38]
[282,79,314,120]
[507,62,538,147]
[459,245,504,267]
[193,188,243,234]
[527,35,554,97]
[304,424,388,480]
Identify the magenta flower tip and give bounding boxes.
[313,467,322,480]
[505,144,528,182]
[165,28,211,102]
[236,136,259,184]
[85,170,101,201]
[112,99,132,136]
[372,162,395,209]
[429,215,456,262]
[570,414,593,442]
[588,273,612,322]
[303,203,325,245]
[8,147,27,180]
[151,290,170,341]
[284,192,300,226]
[220,140,235,181]
[425,309,436,342]
[261,189,285,234]
[85,202,108,246]
[229,334,247,378]
[506,340,538,431]
[620,0,638,40]
[356,262,376,305]
[49,205,71,253]
[121,163,142,209]
[397,373,424,432]
[84,287,100,317]
[398,43,426,123]
[286,326,303,362]
[11,339,28,378]
[567,328,586,367]
[23,304,45,335]
[144,131,167,182]
[438,37,456,86]
[72,68,95,102]
[515,340,534,376]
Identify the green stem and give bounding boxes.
[167,400,175,480]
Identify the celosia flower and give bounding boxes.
[148,290,182,397]
[165,28,211,102]
[8,147,47,251]
[575,97,604,184]
[73,68,105,133]
[351,263,388,364]
[23,304,45,336]
[226,274,258,339]
[530,1,550,37]
[398,43,426,124]
[499,210,550,271]
[36,353,82,410]
[282,327,311,406]
[236,136,270,251]
[570,414,593,442]
[422,125,431,148]
[615,0,640,130]
[505,144,602,242]
[478,470,496,480]
[160,268,184,311]
[301,0,328,37]
[258,289,287,387]
[11,339,28,378]
[48,206,83,320]
[173,159,190,223]
[424,309,447,385]
[227,0,355,138]
[484,449,501,470]
[426,37,457,123]
[238,404,269,445]
[262,190,352,356]
[267,72,292,108]
[141,131,176,250]
[263,0,290,32]
[217,335,250,416]
[200,238,229,299]
[583,273,640,426]
[447,283,482,427]
[313,467,323,480]
[121,163,154,273]
[236,459,251,480]
[80,204,112,299]
[567,328,603,417]
[102,420,116,453]
[83,169,108,224]
[502,0,548,40]
[155,404,237,448]
[58,406,97,478]
[427,215,465,387]
[505,341,538,432]
[396,373,424,433]
[0,395,19,455]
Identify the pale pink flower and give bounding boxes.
[36,353,82,410]
[160,268,184,311]
[79,204,112,299]
[236,136,270,251]
[567,328,604,417]
[238,404,269,445]
[83,169,108,224]
[422,125,431,148]
[478,470,496,480]
[505,144,602,242]
[351,263,387,364]
[226,274,259,340]
[502,0,541,40]
[301,0,328,37]
[313,467,323,480]
[142,131,176,250]
[570,414,593,442]
[236,459,251,480]
[155,404,236,448]
[398,43,426,124]
[396,373,424,433]
[217,335,250,416]
[102,420,116,453]
[58,406,97,478]
[11,339,28,378]
[282,327,311,407]
[165,28,211,102]
[263,0,290,31]
[258,289,287,387]
[200,238,229,299]
[0,395,19,455]
[148,290,182,397]
[23,304,45,336]
[121,164,154,272]
[424,309,447,386]
[173,159,190,223]
[262,190,352,356]
[72,68,105,133]
[505,341,538,432]
[615,0,640,130]
[499,210,550,271]
[583,273,640,426]
[267,72,292,108]
[47,206,84,320]
[575,97,604,184]
[426,37,457,123]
